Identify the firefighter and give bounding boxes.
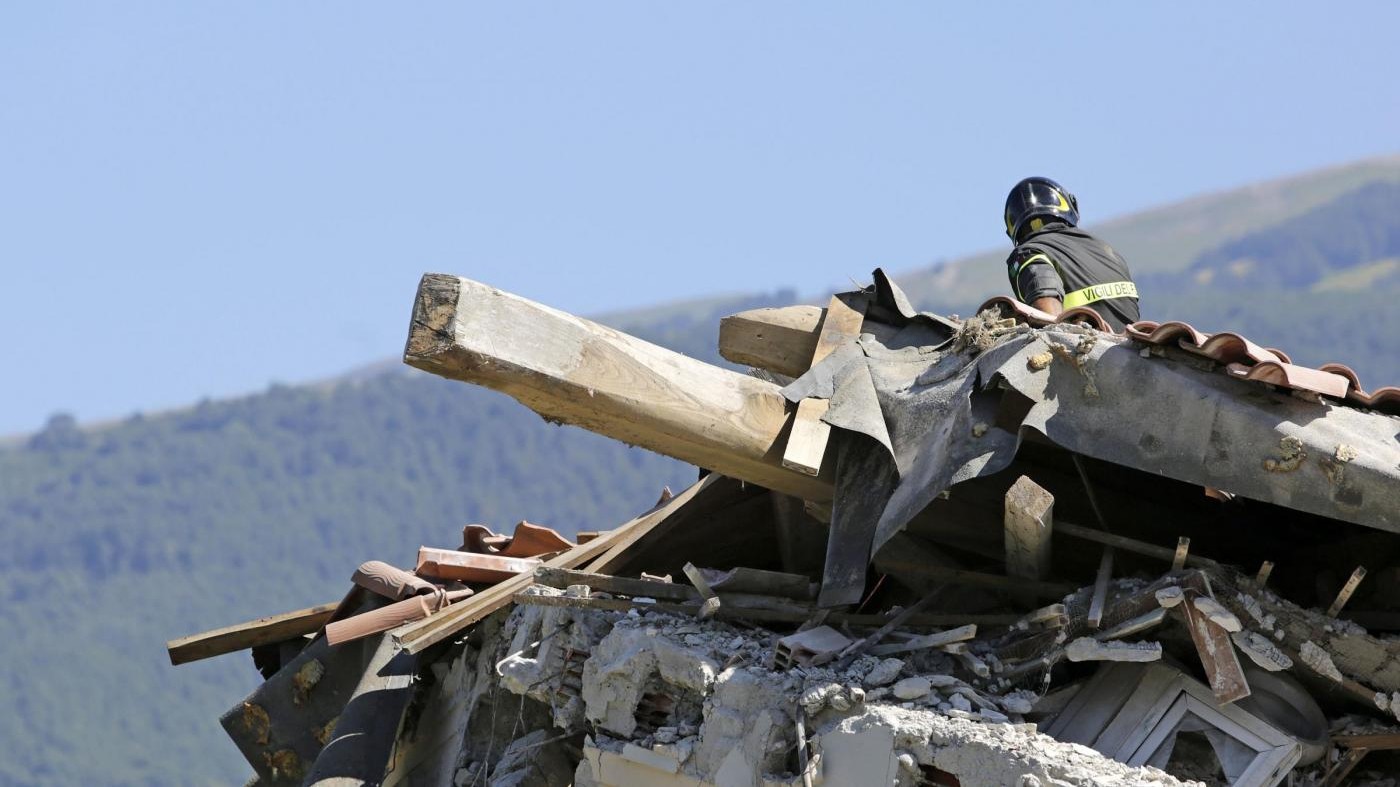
[1003,177,1140,331]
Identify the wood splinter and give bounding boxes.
[1254,560,1274,590]
[781,295,865,477]
[1327,566,1368,618]
[683,562,722,620]
[1086,547,1114,629]
[1171,537,1190,571]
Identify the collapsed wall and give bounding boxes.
[384,588,1195,787]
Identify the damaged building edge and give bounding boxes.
[177,270,1400,787]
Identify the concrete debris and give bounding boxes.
[1300,640,1345,683]
[1231,630,1294,672]
[891,676,932,700]
[1191,595,1243,632]
[1155,586,1186,608]
[1064,637,1163,662]
[863,657,906,688]
[1263,434,1307,472]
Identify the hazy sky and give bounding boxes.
[5,3,1400,435]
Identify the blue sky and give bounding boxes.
[4,3,1400,435]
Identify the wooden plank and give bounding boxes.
[866,624,977,656]
[1096,608,1168,641]
[1322,748,1370,787]
[166,602,339,666]
[1327,566,1368,617]
[718,305,825,378]
[718,303,900,378]
[405,274,832,502]
[1179,592,1251,704]
[533,567,694,601]
[1056,521,1220,569]
[682,562,722,619]
[782,398,832,476]
[1087,547,1115,629]
[1254,560,1274,589]
[820,585,946,665]
[1335,732,1400,750]
[582,499,681,575]
[782,295,864,476]
[1003,475,1055,582]
[812,295,866,364]
[1171,537,1190,572]
[393,476,714,654]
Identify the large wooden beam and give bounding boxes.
[1004,475,1054,581]
[718,305,825,378]
[719,304,899,378]
[405,274,832,502]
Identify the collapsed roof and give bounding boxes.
[169,270,1400,786]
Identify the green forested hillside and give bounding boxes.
[4,163,1400,785]
[0,287,799,786]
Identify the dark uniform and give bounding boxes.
[1005,222,1140,332]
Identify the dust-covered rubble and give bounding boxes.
[472,605,1199,787]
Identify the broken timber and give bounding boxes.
[166,602,339,666]
[781,295,864,476]
[719,303,898,378]
[1004,475,1054,582]
[405,274,831,502]
[393,475,715,654]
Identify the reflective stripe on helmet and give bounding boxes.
[1062,281,1139,308]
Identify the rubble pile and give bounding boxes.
[167,271,1400,785]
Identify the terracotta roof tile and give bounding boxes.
[975,297,1399,416]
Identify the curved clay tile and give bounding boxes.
[501,521,576,558]
[1318,363,1363,394]
[976,296,1115,333]
[1358,388,1400,415]
[1225,361,1350,398]
[1265,348,1293,364]
[1185,332,1283,365]
[1057,307,1110,333]
[1124,321,1210,348]
[976,296,1056,327]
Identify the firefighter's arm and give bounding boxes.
[1008,249,1066,313]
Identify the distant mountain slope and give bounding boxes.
[4,157,1400,785]
[893,155,1400,314]
[1159,180,1400,290]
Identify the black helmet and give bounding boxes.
[1004,177,1079,243]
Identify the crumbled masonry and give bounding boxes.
[174,270,1400,786]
